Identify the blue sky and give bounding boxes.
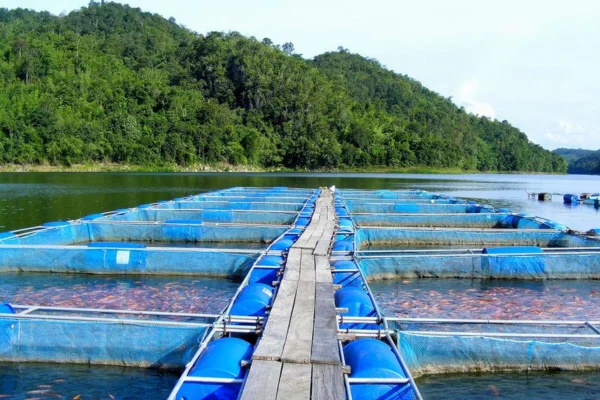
[2,0,599,150]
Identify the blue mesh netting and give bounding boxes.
[347,203,493,214]
[0,246,257,276]
[355,228,594,248]
[0,318,205,368]
[397,332,600,378]
[359,251,600,279]
[161,201,304,212]
[353,213,513,228]
[108,210,297,225]
[4,223,286,245]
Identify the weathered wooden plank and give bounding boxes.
[314,255,332,283]
[281,299,314,363]
[299,249,316,282]
[276,363,311,400]
[311,364,346,400]
[253,279,298,361]
[296,279,316,301]
[240,360,282,400]
[283,248,302,281]
[311,282,340,365]
[313,239,330,256]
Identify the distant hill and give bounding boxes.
[554,148,600,174]
[0,2,567,172]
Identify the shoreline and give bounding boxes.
[0,163,566,175]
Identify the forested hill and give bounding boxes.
[0,3,566,172]
[553,148,600,174]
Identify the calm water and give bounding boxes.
[371,279,600,320]
[0,273,238,313]
[1,172,600,231]
[417,371,600,400]
[0,362,178,400]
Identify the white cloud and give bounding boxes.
[455,79,496,119]
[543,119,599,149]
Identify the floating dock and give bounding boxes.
[1,187,600,399]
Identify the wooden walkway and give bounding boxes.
[240,188,346,400]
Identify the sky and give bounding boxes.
[2,0,599,151]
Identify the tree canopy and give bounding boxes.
[554,148,600,174]
[0,2,566,172]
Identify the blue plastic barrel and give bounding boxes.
[564,194,579,204]
[335,287,375,317]
[0,303,15,314]
[249,268,279,285]
[339,219,353,227]
[332,240,354,252]
[137,204,154,209]
[335,287,377,329]
[271,238,294,251]
[331,258,361,287]
[296,218,311,227]
[229,283,274,316]
[176,337,253,400]
[343,339,411,400]
[257,255,284,266]
[287,228,304,235]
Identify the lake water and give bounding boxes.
[0,362,178,400]
[1,172,599,231]
[417,370,600,400]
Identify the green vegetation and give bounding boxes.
[0,2,566,173]
[554,148,600,174]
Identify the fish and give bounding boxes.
[570,378,588,384]
[487,385,500,396]
[73,395,81,400]
[26,390,51,395]
[109,394,115,400]
[37,385,52,389]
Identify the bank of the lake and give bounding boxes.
[0,163,566,175]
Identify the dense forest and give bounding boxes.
[0,2,566,172]
[554,148,600,174]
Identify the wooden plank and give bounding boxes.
[276,363,311,400]
[311,282,340,365]
[313,239,330,256]
[253,280,298,361]
[281,299,314,363]
[299,249,316,282]
[314,255,332,283]
[239,360,282,400]
[283,248,302,281]
[311,364,346,400]
[296,279,316,301]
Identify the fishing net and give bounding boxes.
[0,318,207,369]
[355,229,581,248]
[395,327,600,378]
[359,251,600,279]
[353,213,514,228]
[161,201,304,212]
[0,246,257,276]
[108,209,298,225]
